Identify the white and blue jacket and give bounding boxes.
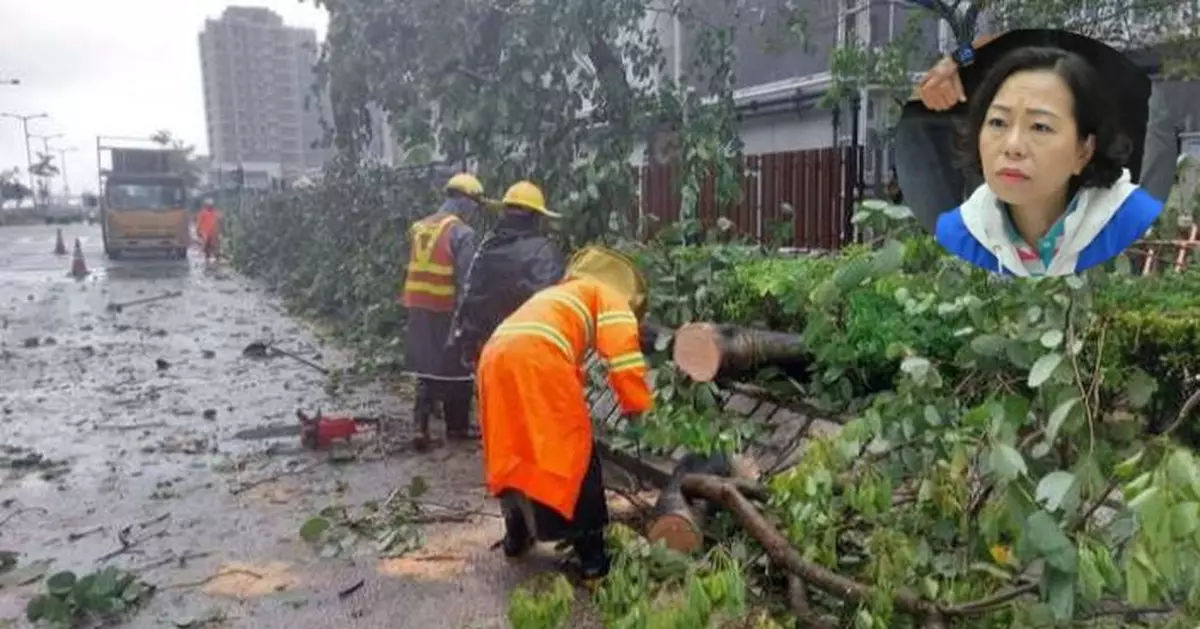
[935,169,1163,276]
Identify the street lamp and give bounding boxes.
[0,112,49,190]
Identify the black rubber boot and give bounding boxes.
[412,379,437,451]
[574,530,610,580]
[500,492,535,558]
[442,380,476,441]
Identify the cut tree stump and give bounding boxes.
[646,452,745,553]
[673,323,810,383]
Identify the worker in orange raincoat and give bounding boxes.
[195,199,222,263]
[477,245,653,580]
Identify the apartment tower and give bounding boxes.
[198,6,329,187]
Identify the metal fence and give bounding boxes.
[638,146,865,251]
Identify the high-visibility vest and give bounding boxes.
[401,212,461,312]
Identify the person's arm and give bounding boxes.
[593,286,653,415]
[527,240,567,291]
[450,223,477,297]
[913,32,1005,110]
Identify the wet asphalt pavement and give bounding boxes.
[0,223,547,628]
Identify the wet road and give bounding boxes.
[0,224,542,628]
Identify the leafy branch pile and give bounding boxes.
[297,476,437,559]
[589,203,1200,628]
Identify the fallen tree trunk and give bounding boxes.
[673,323,810,383]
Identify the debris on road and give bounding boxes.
[106,290,183,314]
[1,445,69,480]
[242,340,328,374]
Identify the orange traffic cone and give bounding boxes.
[53,229,67,255]
[69,238,89,279]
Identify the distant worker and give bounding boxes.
[401,173,482,449]
[195,198,222,263]
[478,245,654,581]
[447,180,566,373]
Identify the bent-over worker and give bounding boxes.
[477,245,654,581]
[195,199,222,263]
[400,173,482,447]
[447,180,566,373]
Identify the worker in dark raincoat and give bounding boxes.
[446,180,566,373]
[477,245,653,582]
[400,173,483,447]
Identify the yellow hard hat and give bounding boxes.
[501,180,560,218]
[445,173,484,199]
[566,245,647,318]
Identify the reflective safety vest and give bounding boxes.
[401,212,461,312]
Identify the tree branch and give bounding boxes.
[679,474,944,621]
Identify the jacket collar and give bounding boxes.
[959,168,1137,276]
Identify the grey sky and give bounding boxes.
[0,0,328,195]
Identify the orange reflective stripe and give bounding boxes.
[529,290,594,346]
[606,350,646,373]
[401,213,461,311]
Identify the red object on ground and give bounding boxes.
[69,238,89,278]
[298,412,374,450]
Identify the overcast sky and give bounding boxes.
[0,0,329,195]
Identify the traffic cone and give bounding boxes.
[69,238,89,279]
[53,229,66,255]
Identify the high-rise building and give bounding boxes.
[198,6,329,187]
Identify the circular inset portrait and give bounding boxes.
[895,29,1165,277]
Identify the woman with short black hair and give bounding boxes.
[935,46,1162,276]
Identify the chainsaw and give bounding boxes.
[231,410,381,450]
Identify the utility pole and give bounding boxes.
[0,112,49,191]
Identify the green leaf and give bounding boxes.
[969,334,1006,357]
[1125,369,1158,409]
[1114,449,1145,479]
[1170,501,1200,539]
[1043,567,1076,621]
[1026,511,1077,574]
[1125,557,1151,606]
[299,517,332,543]
[1035,471,1077,513]
[1044,397,1079,444]
[1039,329,1064,349]
[989,444,1027,482]
[1077,545,1104,602]
[1028,352,1063,388]
[1165,449,1199,496]
[900,356,932,385]
[45,571,76,596]
[870,239,904,275]
[408,475,429,498]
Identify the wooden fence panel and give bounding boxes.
[638,146,858,250]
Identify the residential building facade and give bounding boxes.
[198,6,330,188]
[657,0,943,167]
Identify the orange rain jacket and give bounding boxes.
[476,276,653,519]
[196,206,222,243]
